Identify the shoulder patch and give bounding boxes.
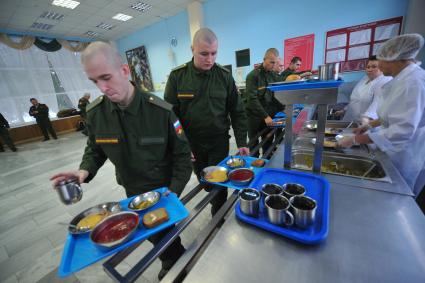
[86,95,104,112]
[172,63,187,72]
[216,63,230,73]
[147,95,173,111]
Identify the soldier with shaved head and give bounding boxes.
[245,48,285,156]
[165,28,249,217]
[51,41,192,280]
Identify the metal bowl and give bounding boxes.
[225,157,246,168]
[90,211,139,249]
[228,168,254,186]
[128,191,161,212]
[68,202,121,234]
[201,166,229,183]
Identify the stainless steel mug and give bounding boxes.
[55,179,83,205]
[282,183,306,199]
[261,183,283,205]
[239,188,260,217]
[290,195,317,229]
[326,62,340,80]
[318,65,327,80]
[265,195,294,226]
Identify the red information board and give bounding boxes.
[284,34,315,71]
[325,16,403,72]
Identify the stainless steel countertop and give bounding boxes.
[184,147,425,283]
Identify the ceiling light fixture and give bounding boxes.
[130,2,152,12]
[96,22,115,30]
[112,13,133,21]
[40,11,65,20]
[51,0,80,10]
[85,31,99,37]
[31,22,54,30]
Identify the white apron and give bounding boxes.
[369,63,425,196]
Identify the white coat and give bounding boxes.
[343,74,392,122]
[368,63,425,197]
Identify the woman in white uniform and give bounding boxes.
[338,34,425,209]
[336,56,392,122]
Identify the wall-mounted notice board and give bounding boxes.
[325,16,402,72]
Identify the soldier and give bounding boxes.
[78,93,91,135]
[29,98,58,141]
[50,42,192,280]
[280,56,312,81]
[245,48,284,157]
[78,92,91,119]
[164,28,249,216]
[0,112,17,152]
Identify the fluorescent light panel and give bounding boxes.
[96,22,115,30]
[51,0,80,9]
[112,13,133,21]
[31,22,54,30]
[85,31,99,37]
[40,11,65,20]
[130,2,152,12]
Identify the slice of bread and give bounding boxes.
[143,208,169,228]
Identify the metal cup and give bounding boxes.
[55,179,83,205]
[239,188,260,217]
[282,183,306,199]
[265,195,294,226]
[290,195,317,229]
[261,183,283,205]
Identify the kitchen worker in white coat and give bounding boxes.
[335,55,392,123]
[338,33,425,208]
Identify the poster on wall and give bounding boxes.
[325,16,403,72]
[284,34,314,71]
[126,45,154,92]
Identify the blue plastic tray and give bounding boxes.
[201,156,268,190]
[268,79,344,91]
[235,168,330,244]
[58,187,189,277]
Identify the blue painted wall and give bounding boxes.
[116,0,409,93]
[116,10,192,96]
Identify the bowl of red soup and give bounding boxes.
[90,211,139,249]
[228,168,254,186]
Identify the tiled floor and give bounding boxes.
[0,131,238,282]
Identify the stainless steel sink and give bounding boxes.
[291,150,392,183]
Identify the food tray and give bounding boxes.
[267,79,344,91]
[235,168,330,244]
[201,156,269,190]
[58,187,189,277]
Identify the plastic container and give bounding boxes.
[235,168,330,244]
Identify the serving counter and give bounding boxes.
[183,145,425,283]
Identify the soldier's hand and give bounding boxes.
[264,116,273,126]
[50,170,89,186]
[238,147,250,156]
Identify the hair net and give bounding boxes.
[376,33,424,61]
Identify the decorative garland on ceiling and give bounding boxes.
[0,33,90,52]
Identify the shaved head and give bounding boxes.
[191,28,218,71]
[81,41,122,69]
[263,48,279,71]
[192,28,218,47]
[264,48,279,59]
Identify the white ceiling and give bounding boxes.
[0,0,198,41]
